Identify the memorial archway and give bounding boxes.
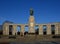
[51,25,55,35]
[35,25,39,35]
[16,25,21,35]
[9,25,13,35]
[43,25,47,35]
[24,25,29,35]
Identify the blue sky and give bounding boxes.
[0,0,60,25]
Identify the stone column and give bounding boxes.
[20,24,25,36]
[3,23,9,35]
[58,24,60,34]
[47,24,51,35]
[55,23,60,35]
[39,24,43,35]
[12,25,17,35]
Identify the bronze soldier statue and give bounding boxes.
[30,8,33,16]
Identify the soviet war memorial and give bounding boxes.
[0,0,60,44]
[2,8,60,36]
[0,8,60,44]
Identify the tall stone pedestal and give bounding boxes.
[28,16,35,33]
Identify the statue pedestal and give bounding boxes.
[28,16,35,33]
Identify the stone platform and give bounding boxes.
[0,35,60,43]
